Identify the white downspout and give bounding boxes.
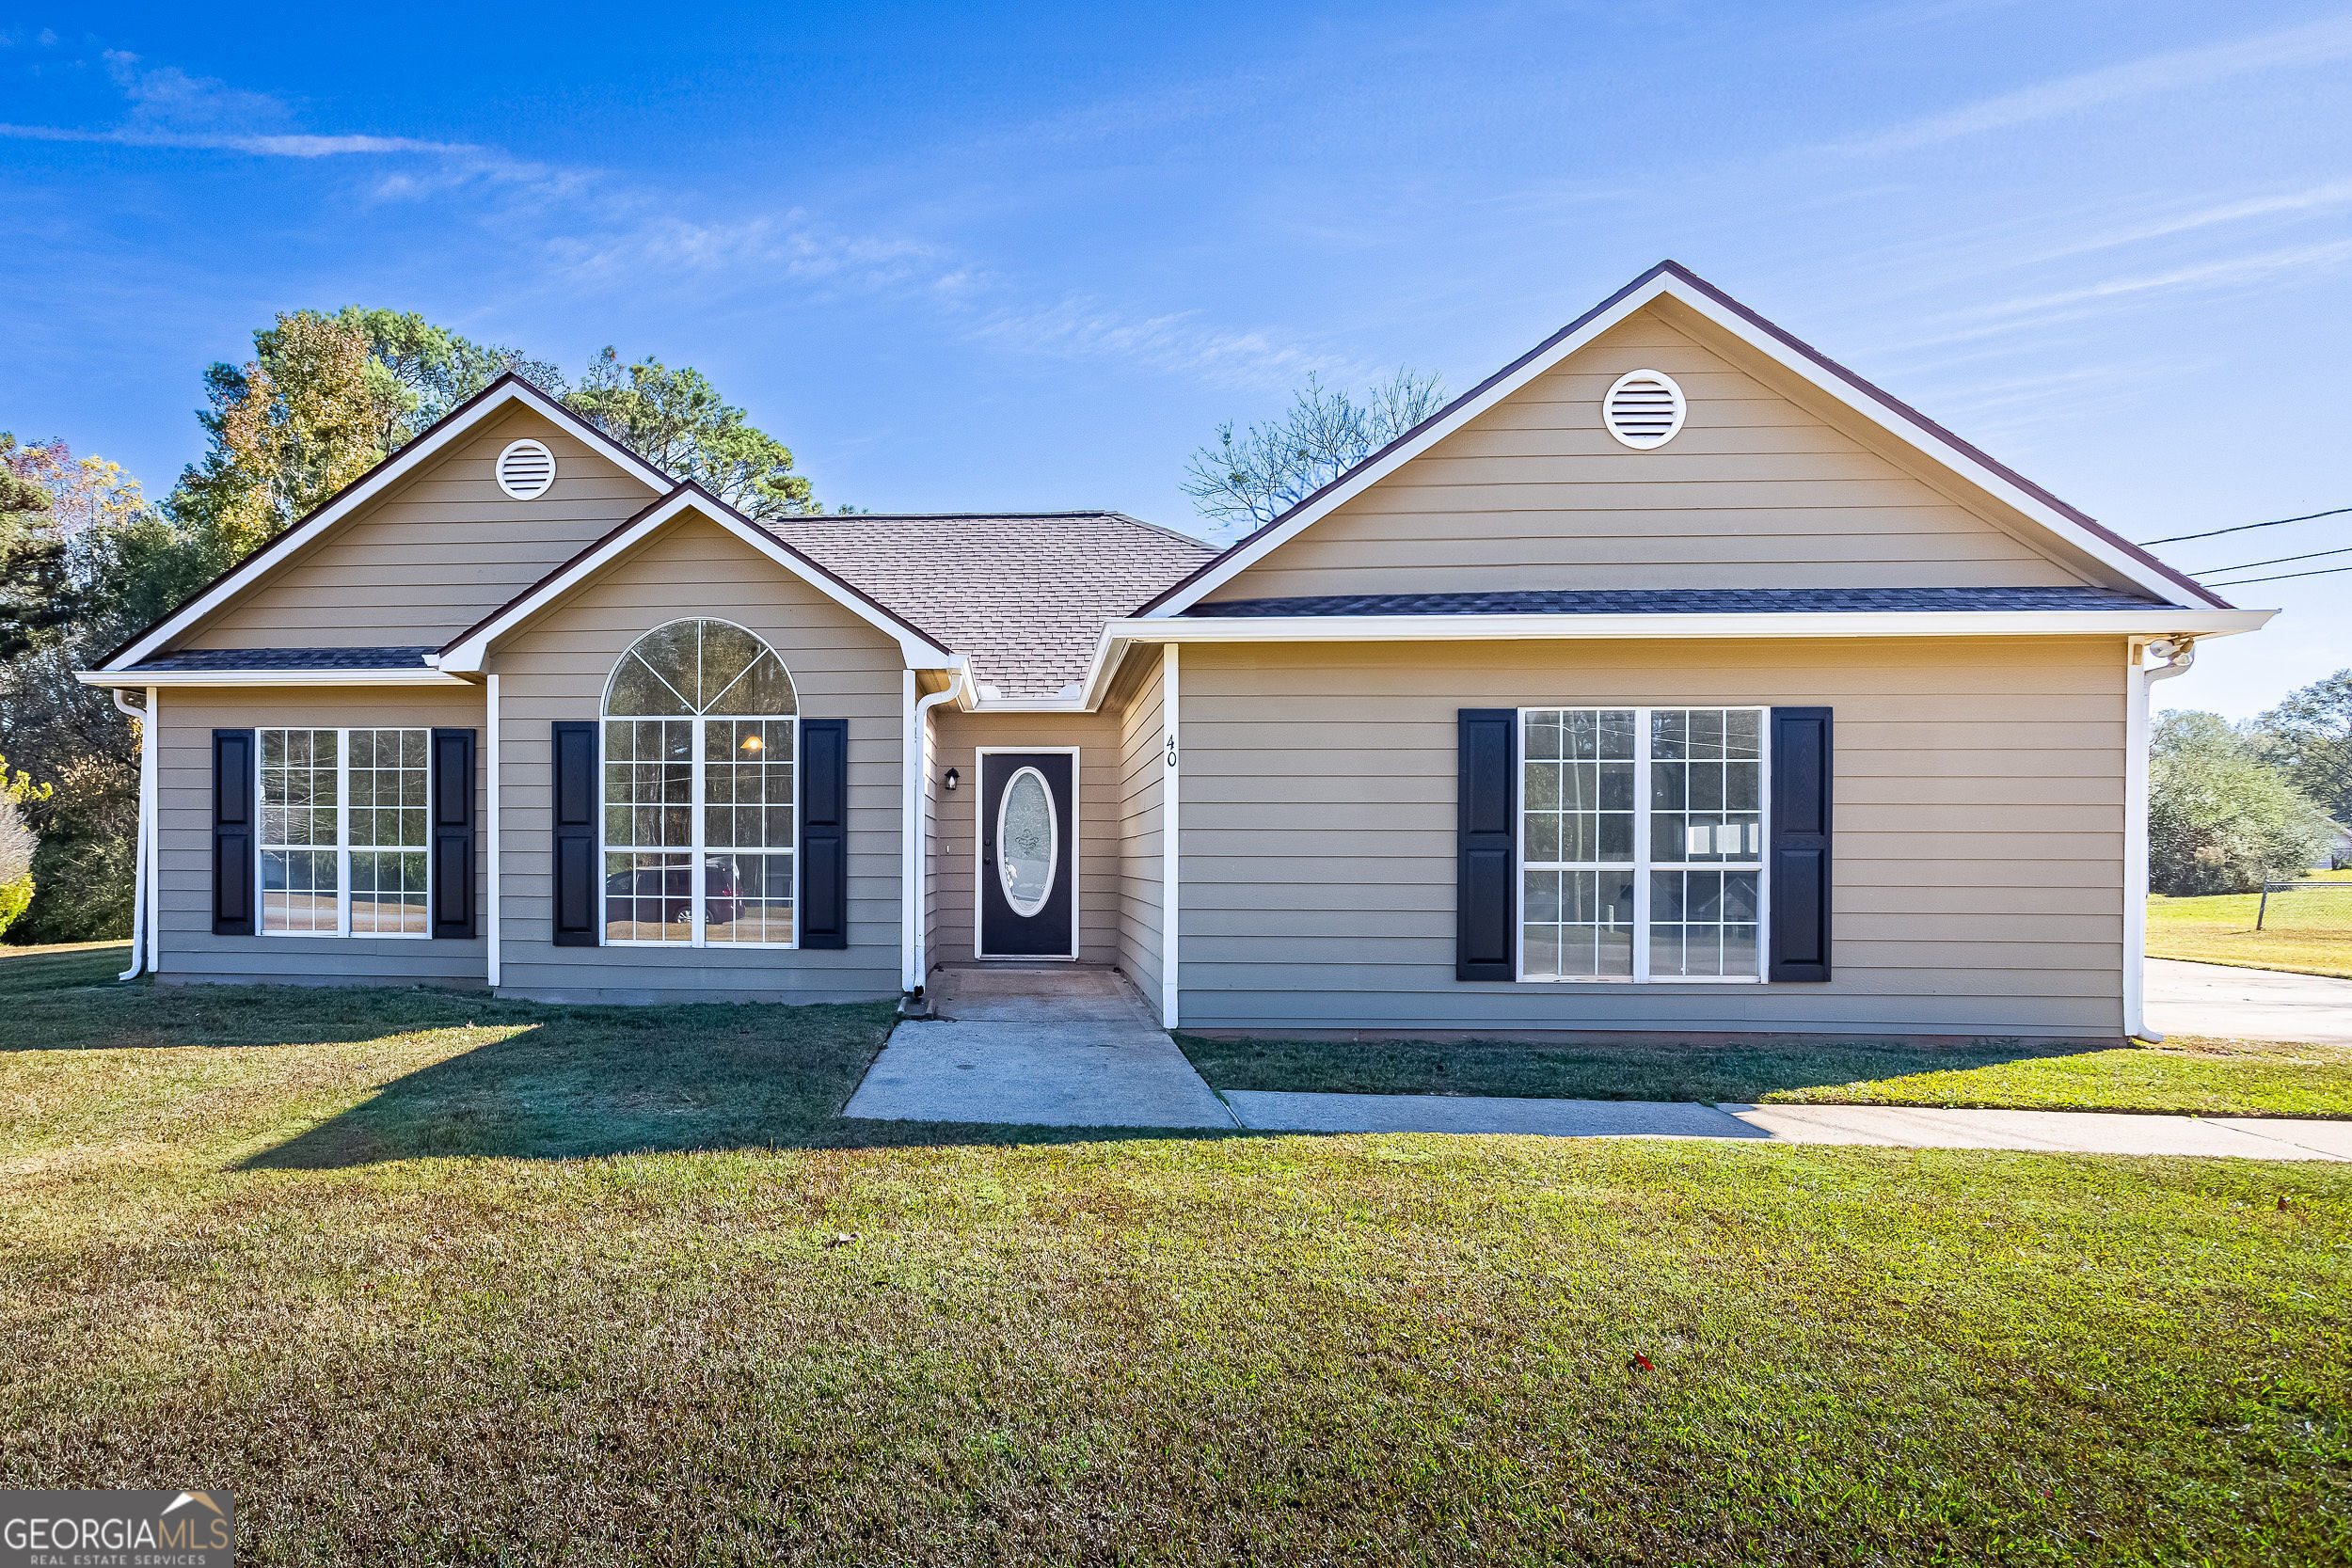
[903,661,969,994]
[2125,637,2196,1041]
[111,686,157,981]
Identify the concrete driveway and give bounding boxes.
[2146,958,2352,1044]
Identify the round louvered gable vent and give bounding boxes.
[496,438,556,499]
[1602,369,1687,450]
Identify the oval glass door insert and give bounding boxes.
[995,767,1057,917]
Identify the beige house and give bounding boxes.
[81,263,2269,1041]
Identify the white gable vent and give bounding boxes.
[1602,369,1687,451]
[496,438,557,499]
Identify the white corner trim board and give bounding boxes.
[485,671,502,990]
[1160,642,1179,1030]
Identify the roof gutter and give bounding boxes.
[1073,606,2274,710]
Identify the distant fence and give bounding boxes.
[2255,879,2352,930]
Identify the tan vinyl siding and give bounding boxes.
[1203,308,2108,603]
[490,513,904,1004]
[929,709,1125,966]
[154,686,489,988]
[186,407,662,650]
[1115,652,1166,999]
[1176,636,2128,1039]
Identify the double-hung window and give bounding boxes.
[1519,706,1765,983]
[259,727,431,936]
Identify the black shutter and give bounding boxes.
[551,721,598,947]
[800,718,849,950]
[1456,708,1518,981]
[430,728,477,939]
[1769,706,1833,983]
[212,729,256,935]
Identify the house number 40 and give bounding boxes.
[1165,735,1178,768]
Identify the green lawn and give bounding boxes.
[1181,1030,2352,1119]
[2148,868,2352,979]
[2,952,2349,1562]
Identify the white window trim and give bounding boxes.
[973,745,1082,961]
[256,726,433,941]
[1515,705,1770,985]
[596,713,803,951]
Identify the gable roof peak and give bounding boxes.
[1133,261,2225,616]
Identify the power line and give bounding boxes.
[2205,562,2352,588]
[2191,543,2352,576]
[2139,505,2352,546]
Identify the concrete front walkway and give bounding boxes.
[2145,958,2352,1044]
[1226,1089,2349,1160]
[842,967,1238,1129]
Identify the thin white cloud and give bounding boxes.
[968,297,1353,389]
[0,120,478,156]
[1889,238,2352,353]
[1843,12,2352,154]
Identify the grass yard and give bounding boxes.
[1181,1030,2352,1119]
[3,952,2350,1562]
[2147,867,2352,980]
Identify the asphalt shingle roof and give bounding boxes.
[764,513,1216,697]
[1182,586,2175,618]
[131,646,438,673]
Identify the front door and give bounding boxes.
[977,751,1076,958]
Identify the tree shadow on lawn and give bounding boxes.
[239,999,1247,1168]
[1174,1030,2120,1105]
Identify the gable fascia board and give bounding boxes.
[1139,263,2223,618]
[102,377,675,673]
[1075,606,2271,708]
[77,668,470,689]
[437,487,960,671]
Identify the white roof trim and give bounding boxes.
[1075,607,2272,709]
[101,379,673,673]
[78,668,470,689]
[1143,267,2219,618]
[436,489,960,671]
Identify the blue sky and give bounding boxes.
[5,0,2348,718]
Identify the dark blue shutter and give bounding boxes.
[551,721,598,946]
[1769,706,1833,983]
[212,728,255,935]
[800,718,849,950]
[1456,708,1518,981]
[430,728,477,939]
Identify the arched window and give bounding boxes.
[601,619,800,946]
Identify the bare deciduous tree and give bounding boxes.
[1182,369,1446,534]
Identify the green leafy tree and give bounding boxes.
[2249,669,2352,828]
[1183,368,1447,533]
[2149,710,2338,895]
[564,349,818,517]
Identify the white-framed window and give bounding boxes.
[1518,706,1766,983]
[600,618,800,948]
[259,727,431,937]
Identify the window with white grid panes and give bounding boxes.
[259,727,432,937]
[1519,706,1767,982]
[600,618,799,947]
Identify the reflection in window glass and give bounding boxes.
[599,620,799,946]
[1521,707,1768,982]
[348,728,429,935]
[261,728,340,934]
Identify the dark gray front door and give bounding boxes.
[978,752,1075,958]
